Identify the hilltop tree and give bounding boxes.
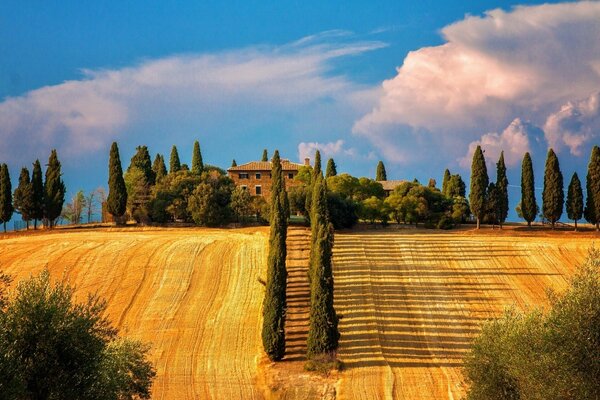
[542,149,564,229]
[107,142,127,223]
[496,152,509,228]
[521,152,537,227]
[442,169,451,195]
[469,146,488,229]
[192,140,204,174]
[447,174,466,198]
[0,164,13,232]
[128,146,155,186]
[376,161,387,181]
[13,167,34,229]
[231,159,237,167]
[566,172,583,231]
[262,149,269,162]
[169,145,181,174]
[43,150,66,228]
[585,146,600,230]
[325,158,337,178]
[31,160,44,229]
[261,150,288,361]
[428,178,437,189]
[152,154,167,183]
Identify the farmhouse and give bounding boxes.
[377,180,406,196]
[228,158,309,198]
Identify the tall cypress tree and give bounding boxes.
[585,145,600,230]
[128,146,155,185]
[43,150,66,228]
[152,154,167,183]
[0,164,13,232]
[31,160,44,229]
[566,172,583,231]
[376,161,387,181]
[262,150,288,361]
[496,151,509,228]
[305,151,322,222]
[231,159,237,167]
[442,169,451,196]
[192,140,204,174]
[542,149,564,229]
[169,145,181,174]
[107,142,127,223]
[13,167,34,229]
[469,146,488,229]
[521,152,537,227]
[325,158,337,178]
[313,151,322,179]
[262,149,269,162]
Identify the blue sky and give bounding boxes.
[1,0,599,222]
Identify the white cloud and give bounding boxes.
[297,139,365,162]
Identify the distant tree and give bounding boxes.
[304,151,322,223]
[169,145,181,174]
[428,178,437,189]
[152,154,167,183]
[230,187,251,224]
[542,149,564,229]
[469,146,488,229]
[107,142,127,224]
[585,145,600,230]
[566,172,583,231]
[442,169,451,195]
[13,167,34,229]
[447,174,466,198]
[192,140,204,174]
[325,158,337,178]
[85,187,105,224]
[484,182,500,228]
[31,160,44,229]
[62,190,87,224]
[44,150,66,228]
[496,152,509,228]
[128,146,155,186]
[376,161,387,181]
[521,152,537,227]
[262,149,269,162]
[0,164,13,232]
[313,151,322,179]
[231,159,237,167]
[187,180,231,227]
[124,167,151,223]
[180,163,189,171]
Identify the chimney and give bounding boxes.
[304,157,310,166]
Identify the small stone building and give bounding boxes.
[378,180,407,197]
[228,158,309,198]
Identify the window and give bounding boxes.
[239,173,249,179]
[255,185,262,195]
[255,173,261,179]
[288,173,294,179]
[241,185,248,191]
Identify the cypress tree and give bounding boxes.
[585,146,600,230]
[43,150,66,228]
[261,150,288,361]
[152,154,167,182]
[325,158,337,178]
[305,151,322,221]
[566,172,583,231]
[469,145,488,229]
[496,151,509,228]
[128,146,155,185]
[169,145,181,174]
[313,151,322,179]
[262,149,269,162]
[192,140,204,174]
[485,182,499,228]
[13,167,34,229]
[376,161,387,181]
[107,142,127,223]
[231,159,237,167]
[521,152,537,227]
[542,149,564,229]
[31,160,44,229]
[0,164,13,232]
[442,169,451,196]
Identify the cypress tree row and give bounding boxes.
[585,145,600,230]
[496,151,509,228]
[262,149,269,162]
[261,150,288,361]
[376,161,387,181]
[31,160,44,229]
[107,142,128,223]
[566,172,583,231]
[43,150,66,228]
[169,145,181,174]
[521,152,537,227]
[13,167,34,229]
[152,154,167,182]
[442,169,451,196]
[0,164,13,232]
[192,140,204,174]
[542,149,564,229]
[325,158,337,178]
[469,146,488,229]
[128,146,155,185]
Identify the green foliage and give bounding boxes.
[13,167,34,227]
[496,151,509,226]
[542,149,564,228]
[521,152,537,226]
[262,149,268,162]
[376,160,387,181]
[128,146,155,186]
[0,164,13,232]
[325,158,337,178]
[484,182,500,226]
[31,160,44,227]
[230,187,252,224]
[359,196,387,224]
[469,145,488,228]
[428,178,437,188]
[124,167,151,223]
[169,145,181,174]
[288,186,308,216]
[442,169,451,195]
[446,174,466,198]
[327,193,358,229]
[43,150,66,227]
[295,165,313,185]
[192,140,204,174]
[585,145,600,227]
[148,171,202,223]
[0,270,155,400]
[152,153,167,183]
[566,172,583,229]
[187,177,233,227]
[231,159,237,167]
[61,190,87,224]
[313,150,322,179]
[107,142,127,221]
[465,248,600,399]
[451,196,471,224]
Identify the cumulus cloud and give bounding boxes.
[297,139,370,162]
[354,1,600,165]
[0,31,385,162]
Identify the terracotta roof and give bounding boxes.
[228,159,305,172]
[377,180,407,191]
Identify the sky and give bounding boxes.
[1,0,600,222]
